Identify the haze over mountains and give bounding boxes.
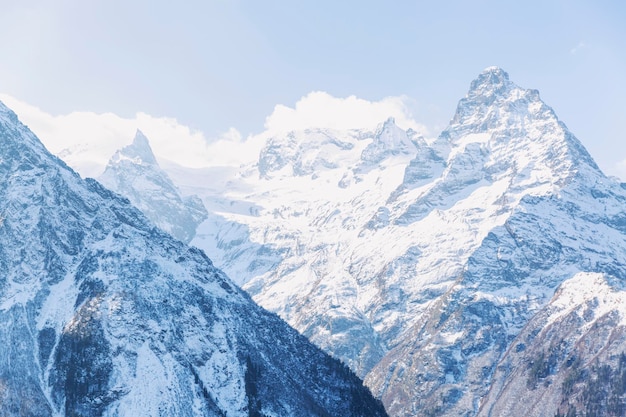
[6,67,626,416]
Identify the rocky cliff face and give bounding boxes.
[0,101,387,417]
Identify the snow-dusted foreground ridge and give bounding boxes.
[166,67,626,416]
[0,103,387,416]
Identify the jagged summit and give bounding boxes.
[100,131,208,244]
[379,116,396,129]
[451,66,532,128]
[467,66,513,97]
[442,67,600,186]
[112,129,158,166]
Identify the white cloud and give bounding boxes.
[264,91,426,134]
[202,127,266,167]
[0,90,427,179]
[0,94,243,177]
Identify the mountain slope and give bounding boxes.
[361,68,626,416]
[0,102,387,417]
[477,272,626,417]
[99,130,207,243]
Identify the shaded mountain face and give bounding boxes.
[477,273,626,417]
[0,103,387,417]
[99,130,208,244]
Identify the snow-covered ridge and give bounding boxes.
[478,272,626,416]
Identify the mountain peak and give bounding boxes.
[466,66,514,99]
[450,67,533,128]
[114,129,158,166]
[442,66,601,182]
[360,117,415,164]
[99,129,208,244]
[132,129,150,147]
[382,116,396,127]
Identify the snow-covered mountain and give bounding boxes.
[99,130,207,244]
[179,67,626,416]
[348,69,626,416]
[28,66,626,416]
[0,101,387,416]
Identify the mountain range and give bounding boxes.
[0,101,387,416]
[26,67,626,416]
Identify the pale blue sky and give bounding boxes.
[1,1,625,176]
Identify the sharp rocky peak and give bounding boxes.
[440,67,600,181]
[467,66,514,98]
[376,116,397,132]
[112,129,158,166]
[99,130,208,244]
[450,66,541,130]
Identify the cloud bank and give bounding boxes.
[0,91,424,178]
[0,94,226,177]
[264,91,426,134]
